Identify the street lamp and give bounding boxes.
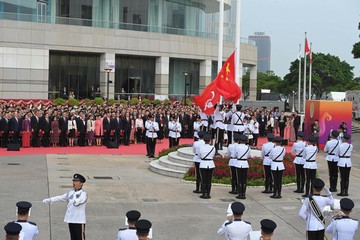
[292,91,295,112]
[183,71,189,105]
[104,68,113,101]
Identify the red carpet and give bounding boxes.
[0,137,293,156]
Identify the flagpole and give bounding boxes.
[235,0,241,102]
[218,0,224,104]
[298,44,301,112]
[308,42,312,100]
[303,32,307,114]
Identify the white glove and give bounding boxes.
[324,187,332,196]
[42,198,51,204]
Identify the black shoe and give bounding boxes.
[276,195,282,199]
[193,190,201,194]
[235,195,242,199]
[229,191,237,194]
[337,192,346,196]
[270,195,277,199]
[330,188,337,192]
[206,195,211,199]
[200,195,206,199]
[146,154,149,156]
[294,190,301,193]
[302,194,309,198]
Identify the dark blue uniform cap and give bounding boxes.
[135,219,152,234]
[308,135,315,142]
[267,133,274,139]
[331,130,339,138]
[203,133,211,141]
[298,131,305,138]
[4,222,22,236]
[274,136,282,142]
[231,202,245,215]
[343,133,351,139]
[340,198,354,211]
[73,173,86,183]
[312,178,325,188]
[198,131,205,138]
[260,219,277,234]
[126,210,141,222]
[16,201,32,214]
[239,135,248,142]
[233,133,241,141]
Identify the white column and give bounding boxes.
[100,53,115,99]
[155,56,169,95]
[200,60,212,92]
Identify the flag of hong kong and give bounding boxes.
[194,80,220,115]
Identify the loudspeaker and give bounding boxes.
[106,142,119,148]
[7,143,20,151]
[281,139,289,146]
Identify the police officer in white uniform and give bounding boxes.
[260,219,277,240]
[231,105,245,135]
[193,116,202,141]
[43,173,88,240]
[199,110,208,132]
[225,104,234,145]
[226,133,241,194]
[116,210,141,240]
[292,131,306,193]
[325,198,358,240]
[145,114,159,158]
[303,136,318,197]
[213,104,225,152]
[4,222,22,240]
[235,135,251,199]
[221,202,252,240]
[299,178,334,240]
[135,219,152,240]
[324,130,340,192]
[199,133,216,199]
[269,136,285,199]
[261,133,275,194]
[168,115,181,148]
[14,201,39,240]
[192,131,205,193]
[337,133,353,196]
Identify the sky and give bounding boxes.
[240,0,360,78]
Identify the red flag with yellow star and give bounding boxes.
[215,51,241,102]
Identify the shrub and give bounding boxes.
[163,99,172,105]
[142,98,150,106]
[119,99,128,105]
[107,98,116,106]
[68,98,79,107]
[185,98,192,106]
[130,98,139,105]
[153,99,161,106]
[93,97,104,105]
[82,98,92,106]
[54,98,66,105]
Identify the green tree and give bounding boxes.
[283,53,354,99]
[352,22,360,58]
[242,70,282,99]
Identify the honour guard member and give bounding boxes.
[43,173,87,240]
[251,114,259,147]
[14,201,39,240]
[292,131,306,193]
[324,130,340,192]
[135,219,152,240]
[225,104,234,145]
[192,131,205,193]
[168,115,181,148]
[193,115,202,141]
[145,115,151,156]
[325,198,358,240]
[337,133,353,196]
[260,219,277,240]
[213,104,225,152]
[226,133,241,194]
[261,133,275,194]
[199,110,208,132]
[145,114,159,158]
[269,136,285,199]
[116,210,141,240]
[299,178,334,240]
[199,133,216,199]
[235,135,251,199]
[4,222,22,240]
[302,135,318,197]
[219,202,252,239]
[244,117,253,146]
[231,104,245,135]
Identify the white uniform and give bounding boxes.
[226,143,238,167]
[337,142,353,167]
[193,121,202,138]
[325,216,358,240]
[303,145,318,169]
[252,121,259,134]
[225,110,234,132]
[244,123,253,140]
[324,139,340,162]
[214,107,225,129]
[47,189,87,223]
[223,219,252,240]
[193,139,205,163]
[199,144,216,169]
[168,121,181,138]
[270,146,285,171]
[231,111,245,132]
[292,140,306,165]
[199,111,208,127]
[116,227,137,240]
[15,220,39,240]
[145,120,159,138]
[235,144,251,168]
[261,142,275,166]
[299,191,334,231]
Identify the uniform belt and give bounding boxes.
[272,160,283,162]
[149,131,156,132]
[201,119,207,121]
[234,123,244,125]
[194,130,198,132]
[265,154,269,157]
[339,156,350,158]
[201,159,213,161]
[328,153,335,155]
[296,155,303,157]
[306,160,315,162]
[216,120,222,122]
[237,159,247,161]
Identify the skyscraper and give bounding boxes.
[249,32,271,73]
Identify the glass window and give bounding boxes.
[169,59,200,97]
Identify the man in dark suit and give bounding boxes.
[257,110,268,137]
[40,112,51,147]
[103,112,112,145]
[10,112,22,144]
[31,110,41,147]
[112,112,122,146]
[179,111,188,138]
[58,112,68,147]
[278,111,287,138]
[293,110,301,140]
[1,112,10,148]
[122,112,132,146]
[77,114,87,146]
[163,110,170,138]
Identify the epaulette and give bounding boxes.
[29,221,37,226]
[118,228,127,231]
[225,221,233,226]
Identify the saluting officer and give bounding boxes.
[193,115,202,141]
[213,104,225,152]
[302,136,318,197]
[145,114,159,158]
[235,135,251,199]
[325,198,358,240]
[337,133,353,196]
[260,219,277,240]
[116,210,141,240]
[324,130,340,192]
[261,133,275,194]
[199,133,216,199]
[292,131,306,193]
[43,173,88,240]
[168,115,181,148]
[221,202,252,239]
[192,131,205,194]
[14,201,39,240]
[199,110,208,132]
[299,178,333,240]
[226,133,241,194]
[269,136,285,199]
[231,104,245,135]
[4,222,22,240]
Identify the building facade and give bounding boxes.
[249,32,270,74]
[0,0,257,100]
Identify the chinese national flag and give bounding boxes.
[194,80,220,115]
[215,51,241,102]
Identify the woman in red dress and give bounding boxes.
[94,114,103,146]
[21,114,31,148]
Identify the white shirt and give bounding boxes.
[231,111,245,132]
[252,121,259,134]
[270,145,285,171]
[337,142,353,167]
[214,107,225,129]
[15,220,39,240]
[199,144,216,169]
[145,121,159,138]
[168,121,181,138]
[325,216,358,240]
[226,143,239,167]
[86,120,95,131]
[193,139,205,163]
[193,121,202,138]
[222,219,252,240]
[261,141,275,166]
[48,189,87,224]
[324,138,340,162]
[303,145,318,169]
[116,227,137,240]
[235,144,250,168]
[68,120,77,130]
[292,140,306,165]
[199,112,208,127]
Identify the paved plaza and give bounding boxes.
[1,136,360,240]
